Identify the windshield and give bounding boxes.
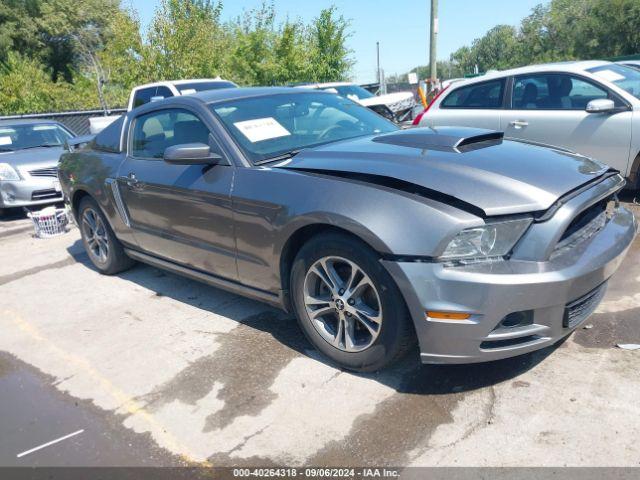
[211,92,397,163]
[0,123,73,151]
[178,81,237,95]
[587,64,640,99]
[323,84,375,101]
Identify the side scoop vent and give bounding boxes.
[372,126,504,152]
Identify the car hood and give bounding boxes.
[0,146,64,170]
[279,127,612,217]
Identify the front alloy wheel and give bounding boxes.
[303,256,382,352]
[291,232,415,372]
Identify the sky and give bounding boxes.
[128,0,550,83]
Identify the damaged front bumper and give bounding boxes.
[382,177,637,364]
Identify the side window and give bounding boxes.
[130,109,211,159]
[512,74,609,110]
[154,86,173,102]
[441,79,505,109]
[132,88,156,109]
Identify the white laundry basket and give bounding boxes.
[28,206,70,238]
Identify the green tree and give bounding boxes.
[308,6,353,82]
[273,20,309,84]
[0,0,358,113]
[146,0,228,80]
[0,0,43,64]
[578,0,640,58]
[37,0,119,81]
[98,8,147,108]
[226,2,279,85]
[0,53,96,114]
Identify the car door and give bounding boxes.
[501,73,633,173]
[117,107,237,280]
[427,78,505,129]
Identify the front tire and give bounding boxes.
[290,233,415,372]
[78,197,135,275]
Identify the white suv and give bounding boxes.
[414,61,640,185]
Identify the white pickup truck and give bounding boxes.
[89,78,237,133]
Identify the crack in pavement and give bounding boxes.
[0,252,87,286]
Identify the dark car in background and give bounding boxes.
[0,120,74,216]
[59,87,635,371]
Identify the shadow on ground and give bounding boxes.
[66,239,558,399]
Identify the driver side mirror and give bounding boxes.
[163,143,221,165]
[586,98,616,113]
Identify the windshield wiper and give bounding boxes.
[0,147,14,152]
[20,144,62,150]
[255,149,303,165]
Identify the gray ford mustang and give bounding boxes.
[59,87,637,371]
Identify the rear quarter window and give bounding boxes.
[441,79,506,109]
[92,116,124,153]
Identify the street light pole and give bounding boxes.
[376,41,380,84]
[429,0,438,83]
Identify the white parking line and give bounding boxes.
[16,429,84,458]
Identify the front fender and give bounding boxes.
[232,167,481,293]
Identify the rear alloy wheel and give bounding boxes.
[82,208,110,264]
[291,233,415,372]
[78,197,135,275]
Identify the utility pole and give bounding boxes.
[429,0,438,83]
[376,41,381,84]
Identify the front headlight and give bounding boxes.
[0,163,20,181]
[439,218,532,261]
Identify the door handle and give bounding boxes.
[124,172,141,188]
[509,120,529,128]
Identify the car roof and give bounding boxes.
[191,86,331,105]
[133,78,235,90]
[454,60,614,87]
[296,82,354,89]
[0,119,64,127]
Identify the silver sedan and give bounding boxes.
[0,120,74,215]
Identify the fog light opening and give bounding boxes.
[499,310,534,329]
[426,311,471,321]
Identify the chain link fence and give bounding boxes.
[0,109,126,136]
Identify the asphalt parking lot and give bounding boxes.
[1,200,639,468]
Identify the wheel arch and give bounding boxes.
[278,222,388,311]
[628,150,640,189]
[71,189,91,220]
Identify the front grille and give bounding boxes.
[31,189,62,201]
[29,167,58,178]
[563,283,607,328]
[559,198,608,243]
[551,196,614,258]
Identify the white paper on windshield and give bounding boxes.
[0,136,12,146]
[180,88,197,95]
[234,117,291,143]
[592,69,625,83]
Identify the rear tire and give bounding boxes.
[78,197,135,275]
[290,232,415,372]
